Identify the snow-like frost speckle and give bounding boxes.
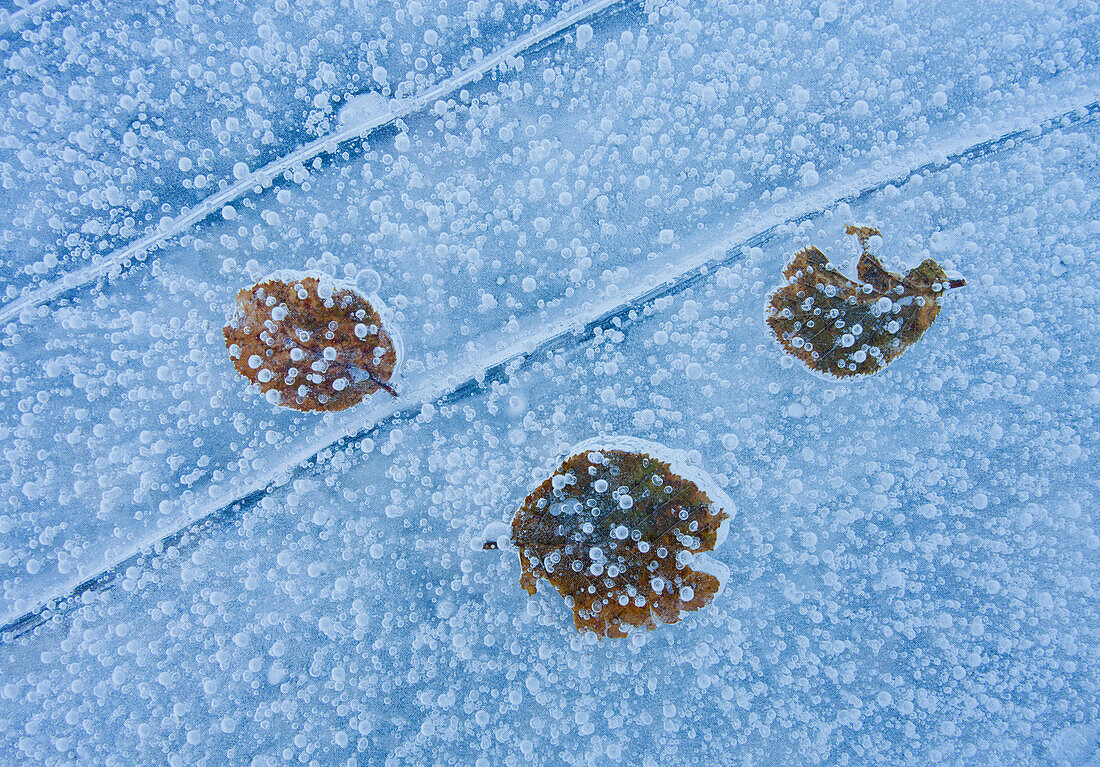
[0,1,1097,765]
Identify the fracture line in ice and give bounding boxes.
[0,0,64,33]
[3,90,1097,639]
[0,0,631,325]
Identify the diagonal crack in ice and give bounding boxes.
[2,92,1097,641]
[0,0,65,34]
[0,0,632,326]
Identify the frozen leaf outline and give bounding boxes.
[223,270,402,412]
[510,436,732,639]
[766,225,966,378]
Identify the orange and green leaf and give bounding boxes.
[223,272,399,412]
[511,439,730,639]
[765,225,965,377]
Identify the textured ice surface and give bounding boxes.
[2,0,1097,623]
[1,0,1098,765]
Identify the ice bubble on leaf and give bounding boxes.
[223,270,402,412]
[765,225,966,378]
[510,436,733,639]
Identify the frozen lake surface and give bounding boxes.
[1,0,1098,764]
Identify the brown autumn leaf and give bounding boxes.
[766,225,966,378]
[223,271,401,412]
[510,437,732,639]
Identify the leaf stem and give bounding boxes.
[375,379,399,397]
